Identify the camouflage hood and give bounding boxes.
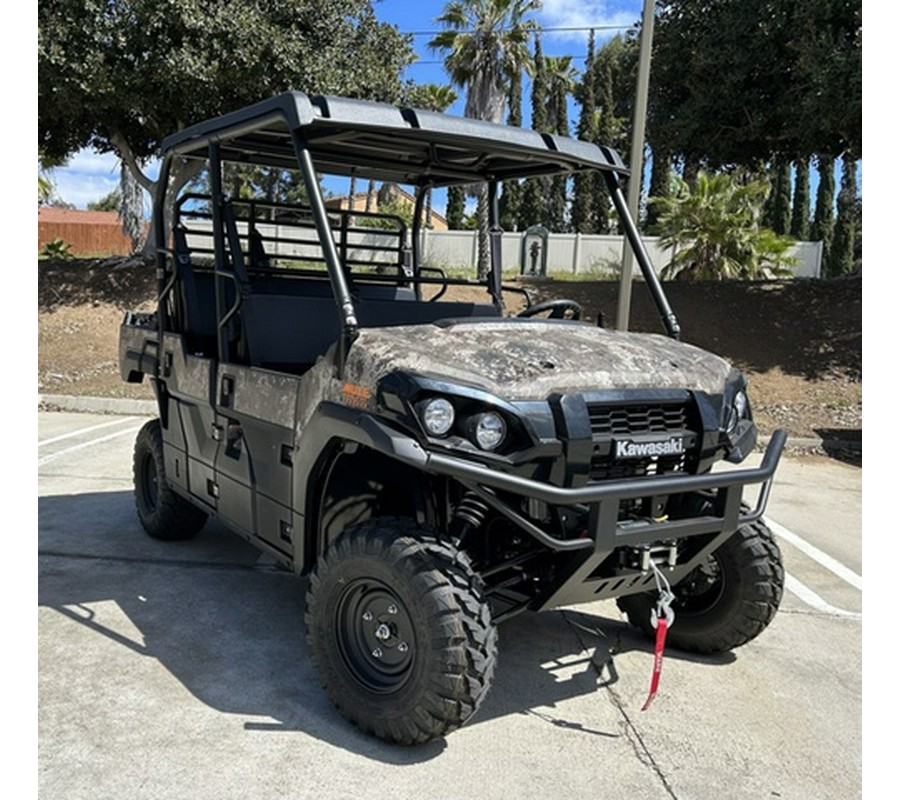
[342,319,733,400]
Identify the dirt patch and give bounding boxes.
[38,258,862,445]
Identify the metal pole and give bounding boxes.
[616,0,656,331]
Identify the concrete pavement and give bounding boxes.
[38,408,863,800]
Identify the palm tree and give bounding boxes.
[406,84,459,228]
[544,55,577,231]
[650,171,797,280]
[430,0,540,277]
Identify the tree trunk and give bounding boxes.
[348,175,358,223]
[476,185,490,281]
[119,162,145,252]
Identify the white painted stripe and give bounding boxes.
[768,519,862,590]
[38,417,138,447]
[38,424,144,467]
[785,573,861,619]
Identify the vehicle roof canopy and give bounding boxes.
[161,92,629,187]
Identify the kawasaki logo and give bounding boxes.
[614,436,685,459]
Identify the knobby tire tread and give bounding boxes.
[305,517,497,744]
[617,518,784,654]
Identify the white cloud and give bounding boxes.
[46,148,158,212]
[66,149,121,177]
[45,149,119,209]
[537,0,640,42]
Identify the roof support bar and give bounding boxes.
[603,171,682,340]
[292,133,359,376]
[487,181,504,314]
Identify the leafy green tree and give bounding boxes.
[430,0,539,277]
[544,55,576,231]
[649,0,861,167]
[764,159,792,236]
[446,185,466,229]
[498,69,523,231]
[811,154,836,263]
[405,83,459,228]
[519,34,548,230]
[790,158,811,240]
[87,191,121,213]
[592,34,634,232]
[646,147,672,229]
[826,154,858,277]
[650,171,796,280]
[38,153,68,206]
[571,29,597,234]
[39,0,414,244]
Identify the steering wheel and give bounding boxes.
[517,299,583,320]
[418,266,449,302]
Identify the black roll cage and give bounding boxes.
[153,91,682,374]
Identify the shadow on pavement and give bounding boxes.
[814,427,862,467]
[39,489,736,759]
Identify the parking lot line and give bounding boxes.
[38,416,139,448]
[38,423,145,467]
[784,573,862,619]
[768,518,862,590]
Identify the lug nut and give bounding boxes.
[362,611,373,622]
[387,604,398,615]
[375,623,391,641]
[372,647,383,659]
[398,641,409,653]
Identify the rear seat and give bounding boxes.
[173,205,498,372]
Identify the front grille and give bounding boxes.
[585,400,697,483]
[588,403,689,437]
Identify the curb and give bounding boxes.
[39,394,158,416]
[39,394,861,454]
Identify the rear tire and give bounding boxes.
[133,419,207,541]
[617,518,784,654]
[305,517,497,744]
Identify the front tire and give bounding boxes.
[133,419,207,541]
[617,518,784,654]
[305,517,497,744]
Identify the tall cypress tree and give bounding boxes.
[446,185,466,230]
[811,154,835,272]
[545,55,574,231]
[790,157,811,240]
[499,69,523,231]
[571,29,597,234]
[593,36,623,233]
[519,35,547,229]
[826,153,857,277]
[766,158,792,235]
[646,146,672,230]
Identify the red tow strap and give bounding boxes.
[641,613,669,711]
[641,563,676,712]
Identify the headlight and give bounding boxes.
[421,397,455,436]
[726,389,749,434]
[473,412,506,451]
[722,381,756,463]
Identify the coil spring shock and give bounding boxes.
[451,491,489,545]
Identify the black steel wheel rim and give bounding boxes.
[335,578,416,694]
[674,555,725,616]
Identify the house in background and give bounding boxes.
[326,187,449,231]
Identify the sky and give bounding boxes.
[47,0,645,210]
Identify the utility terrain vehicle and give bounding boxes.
[120,92,786,744]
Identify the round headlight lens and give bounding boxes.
[422,397,455,436]
[474,412,506,451]
[727,390,749,433]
